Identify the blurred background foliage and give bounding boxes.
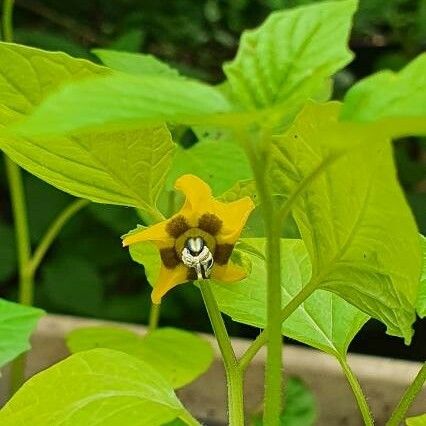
[0,0,425,360]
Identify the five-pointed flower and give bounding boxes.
[122,174,255,304]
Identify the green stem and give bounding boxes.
[245,135,283,425]
[261,209,283,425]
[3,0,32,394]
[387,362,426,426]
[339,357,374,426]
[27,199,89,276]
[200,282,244,426]
[148,303,161,332]
[2,0,14,41]
[239,278,318,371]
[4,158,32,306]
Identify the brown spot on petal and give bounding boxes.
[160,247,181,269]
[166,215,190,239]
[214,244,234,265]
[198,213,222,236]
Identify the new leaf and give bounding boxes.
[224,0,356,111]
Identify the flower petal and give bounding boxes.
[151,264,189,304]
[211,262,247,282]
[122,221,173,247]
[213,196,255,244]
[175,174,213,225]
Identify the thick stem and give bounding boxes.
[200,282,244,426]
[387,362,426,426]
[339,357,374,426]
[262,209,283,425]
[28,199,89,276]
[245,135,283,425]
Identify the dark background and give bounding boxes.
[0,0,425,360]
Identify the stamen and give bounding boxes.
[181,238,214,280]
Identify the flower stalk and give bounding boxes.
[200,282,244,426]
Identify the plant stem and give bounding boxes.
[2,0,14,41]
[339,357,374,426]
[239,278,318,371]
[27,199,89,276]
[3,0,33,394]
[387,362,426,426]
[200,282,244,426]
[4,158,32,306]
[244,134,283,425]
[261,208,283,425]
[148,303,161,332]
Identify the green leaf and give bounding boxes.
[0,42,105,119]
[218,179,257,204]
[223,0,356,110]
[93,49,181,77]
[0,299,44,368]
[3,126,174,212]
[128,240,162,287]
[0,43,175,213]
[166,140,252,195]
[406,414,426,426]
[108,29,145,52]
[212,239,369,357]
[341,53,426,136]
[269,101,421,342]
[0,348,197,426]
[11,73,236,137]
[252,377,316,426]
[417,235,426,317]
[66,326,214,389]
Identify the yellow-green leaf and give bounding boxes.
[224,0,356,111]
[0,299,44,368]
[212,238,368,357]
[0,43,174,214]
[417,235,426,318]
[341,53,426,137]
[269,101,421,342]
[406,414,426,426]
[0,349,198,426]
[66,327,214,389]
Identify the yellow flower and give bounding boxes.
[123,174,255,304]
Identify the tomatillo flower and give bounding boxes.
[123,174,255,304]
